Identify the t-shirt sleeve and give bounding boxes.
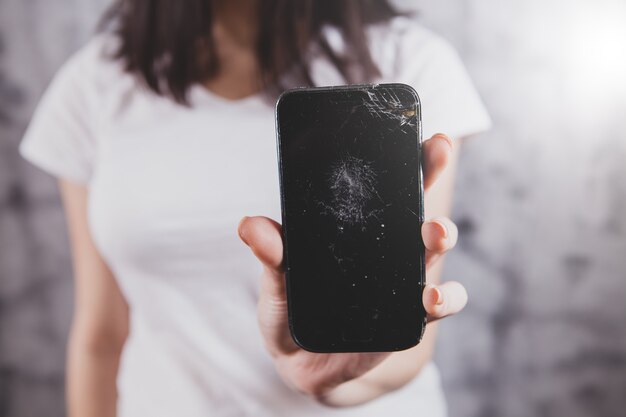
[19,46,98,185]
[393,24,492,140]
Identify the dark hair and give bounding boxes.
[100,0,404,104]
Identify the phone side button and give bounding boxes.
[341,306,373,343]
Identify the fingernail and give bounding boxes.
[434,287,444,305]
[434,133,453,149]
[431,220,448,240]
[238,216,250,246]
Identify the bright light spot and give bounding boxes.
[561,1,626,103]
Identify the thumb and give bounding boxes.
[238,216,297,355]
[238,215,283,273]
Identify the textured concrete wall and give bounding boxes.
[422,2,626,417]
[0,2,109,416]
[1,1,625,417]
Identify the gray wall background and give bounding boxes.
[1,1,625,416]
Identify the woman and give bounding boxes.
[20,0,491,415]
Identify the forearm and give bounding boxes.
[66,328,124,417]
[60,180,130,416]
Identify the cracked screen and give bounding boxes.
[276,84,426,352]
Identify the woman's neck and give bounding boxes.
[205,0,262,100]
[213,0,258,48]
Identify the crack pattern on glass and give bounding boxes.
[363,89,417,127]
[319,155,381,226]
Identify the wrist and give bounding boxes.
[273,355,345,404]
[312,378,384,408]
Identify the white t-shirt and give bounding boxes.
[20,17,491,417]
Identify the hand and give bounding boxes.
[237,133,468,401]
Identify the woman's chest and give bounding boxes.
[87,104,280,274]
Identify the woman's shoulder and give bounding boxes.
[366,16,462,80]
[368,16,453,51]
[54,33,133,98]
[19,33,133,185]
[366,16,492,139]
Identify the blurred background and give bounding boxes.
[1,0,625,416]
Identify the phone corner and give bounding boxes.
[386,83,421,106]
[275,87,304,115]
[288,326,325,353]
[394,328,427,352]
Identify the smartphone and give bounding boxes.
[275,83,426,353]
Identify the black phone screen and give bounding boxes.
[276,83,426,352]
